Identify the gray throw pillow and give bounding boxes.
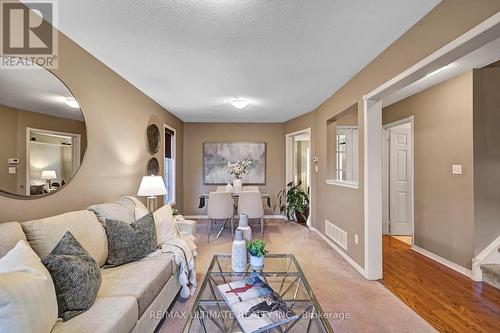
[104,212,157,266]
[42,231,101,321]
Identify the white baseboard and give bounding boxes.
[310,226,366,278]
[411,245,472,278]
[184,215,287,220]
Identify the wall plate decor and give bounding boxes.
[147,124,160,154]
[146,157,160,176]
[203,142,266,185]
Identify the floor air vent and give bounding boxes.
[325,220,348,250]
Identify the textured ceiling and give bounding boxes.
[46,0,439,122]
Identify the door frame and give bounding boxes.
[382,116,414,242]
[163,123,176,205]
[285,127,312,226]
[362,12,500,280]
[26,127,81,195]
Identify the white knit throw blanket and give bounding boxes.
[148,236,197,298]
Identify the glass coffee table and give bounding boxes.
[182,254,334,333]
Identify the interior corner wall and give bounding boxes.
[0,24,183,222]
[182,122,285,216]
[383,71,474,269]
[473,67,500,256]
[284,0,500,270]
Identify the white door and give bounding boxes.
[389,124,412,235]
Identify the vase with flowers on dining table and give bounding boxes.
[227,160,252,194]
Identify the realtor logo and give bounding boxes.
[1,1,58,68]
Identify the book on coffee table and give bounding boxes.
[217,275,299,333]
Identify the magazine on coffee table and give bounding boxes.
[217,275,299,333]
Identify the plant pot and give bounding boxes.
[233,179,243,193]
[295,207,309,224]
[249,255,264,270]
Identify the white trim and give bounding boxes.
[382,116,415,243]
[325,179,359,189]
[163,124,176,205]
[363,98,383,280]
[366,13,500,100]
[472,234,500,281]
[285,127,313,226]
[412,245,472,278]
[310,226,366,277]
[183,214,288,220]
[362,13,500,281]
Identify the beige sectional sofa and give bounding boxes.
[0,203,193,333]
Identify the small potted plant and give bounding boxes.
[247,239,267,269]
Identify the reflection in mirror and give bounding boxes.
[0,57,86,197]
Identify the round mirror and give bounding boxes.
[0,57,86,198]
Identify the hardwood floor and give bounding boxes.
[380,236,500,333]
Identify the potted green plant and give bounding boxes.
[247,239,267,269]
[275,181,310,224]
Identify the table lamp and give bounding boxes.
[137,175,167,212]
[41,170,57,189]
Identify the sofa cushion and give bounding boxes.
[88,201,135,225]
[50,296,138,333]
[22,210,108,267]
[0,240,58,333]
[104,213,157,266]
[0,222,26,258]
[98,255,174,317]
[42,232,102,321]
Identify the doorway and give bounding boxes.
[383,118,414,244]
[26,128,81,195]
[163,124,176,205]
[285,128,312,225]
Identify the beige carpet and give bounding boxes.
[158,219,435,332]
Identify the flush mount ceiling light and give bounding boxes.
[64,97,80,108]
[231,98,249,109]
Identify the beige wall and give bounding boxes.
[0,12,183,222]
[383,72,474,269]
[473,67,500,256]
[0,105,87,195]
[183,123,285,215]
[284,0,500,268]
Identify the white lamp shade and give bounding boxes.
[40,170,57,180]
[137,176,167,197]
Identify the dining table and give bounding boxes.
[198,192,272,209]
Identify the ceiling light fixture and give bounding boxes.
[231,98,249,109]
[64,97,79,108]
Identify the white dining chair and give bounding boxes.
[242,186,260,192]
[237,191,265,234]
[207,191,234,242]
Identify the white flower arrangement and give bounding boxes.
[227,160,252,180]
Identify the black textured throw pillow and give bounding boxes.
[104,212,157,266]
[42,231,101,321]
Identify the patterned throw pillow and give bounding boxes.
[104,212,157,266]
[42,232,101,321]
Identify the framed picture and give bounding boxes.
[203,142,266,185]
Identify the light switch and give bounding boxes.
[314,165,319,172]
[8,167,16,174]
[354,233,359,245]
[452,164,462,175]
